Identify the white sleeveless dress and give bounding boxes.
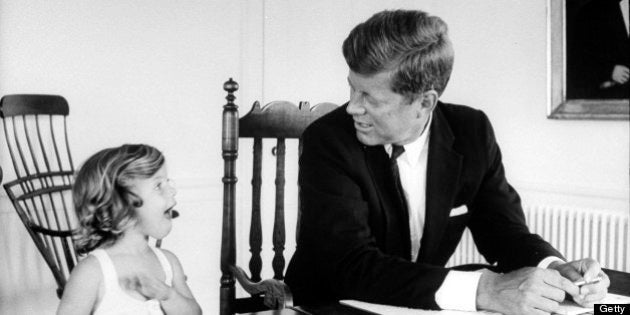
[91,246,173,315]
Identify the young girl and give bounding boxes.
[57,144,201,315]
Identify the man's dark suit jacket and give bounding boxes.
[285,102,562,309]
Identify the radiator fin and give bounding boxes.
[446,206,629,272]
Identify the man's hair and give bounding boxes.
[72,144,164,254]
[342,10,454,98]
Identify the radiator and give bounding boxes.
[446,205,630,272]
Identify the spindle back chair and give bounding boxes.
[220,78,337,314]
[0,94,77,298]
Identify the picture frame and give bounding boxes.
[547,0,629,120]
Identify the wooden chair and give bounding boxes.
[220,78,337,314]
[0,94,77,298]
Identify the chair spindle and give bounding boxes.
[272,138,286,280]
[249,137,263,282]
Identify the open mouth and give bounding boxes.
[164,206,180,219]
[354,121,372,130]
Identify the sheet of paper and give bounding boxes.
[340,300,498,315]
[341,294,630,315]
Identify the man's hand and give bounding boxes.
[231,265,292,309]
[476,267,578,315]
[549,258,609,307]
[611,65,629,84]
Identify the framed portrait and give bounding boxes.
[547,0,629,120]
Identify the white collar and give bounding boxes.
[385,112,433,165]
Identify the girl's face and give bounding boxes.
[129,164,177,240]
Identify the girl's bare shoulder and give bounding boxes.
[71,254,101,278]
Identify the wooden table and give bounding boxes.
[254,268,630,315]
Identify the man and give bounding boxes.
[285,9,609,314]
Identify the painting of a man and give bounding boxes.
[566,0,629,99]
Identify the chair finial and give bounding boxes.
[299,101,311,111]
[224,78,239,103]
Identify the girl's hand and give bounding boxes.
[129,274,173,301]
[128,272,202,314]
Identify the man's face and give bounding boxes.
[346,70,431,146]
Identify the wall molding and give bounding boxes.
[0,176,221,214]
[2,177,627,212]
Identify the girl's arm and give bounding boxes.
[135,250,201,315]
[56,256,101,315]
[160,249,201,314]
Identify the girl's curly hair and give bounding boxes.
[72,144,164,254]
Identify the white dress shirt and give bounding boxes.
[386,113,564,311]
[385,113,431,263]
[621,0,629,36]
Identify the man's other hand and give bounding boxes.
[476,267,578,315]
[549,258,609,307]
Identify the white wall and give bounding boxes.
[1,0,628,313]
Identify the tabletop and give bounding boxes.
[252,268,630,315]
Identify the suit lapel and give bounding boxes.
[417,105,463,263]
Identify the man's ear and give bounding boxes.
[420,90,439,111]
[412,90,439,118]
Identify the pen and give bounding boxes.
[573,275,603,286]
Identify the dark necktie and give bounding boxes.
[390,145,408,216]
